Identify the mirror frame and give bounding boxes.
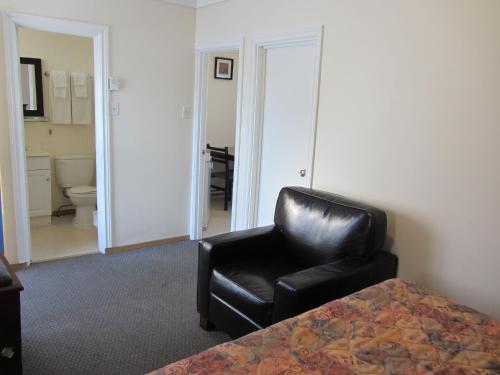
[20,57,44,117]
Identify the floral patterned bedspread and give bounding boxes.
[150,279,500,375]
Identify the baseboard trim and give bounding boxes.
[10,262,29,271]
[105,235,190,255]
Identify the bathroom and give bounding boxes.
[19,27,98,262]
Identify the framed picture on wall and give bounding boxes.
[214,57,234,80]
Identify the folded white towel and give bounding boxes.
[51,71,68,99]
[49,72,71,124]
[72,72,87,86]
[71,72,88,98]
[71,74,92,125]
[52,71,68,87]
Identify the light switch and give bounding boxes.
[112,102,120,116]
[182,106,192,120]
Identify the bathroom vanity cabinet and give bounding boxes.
[26,153,52,226]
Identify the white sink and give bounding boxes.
[26,153,51,171]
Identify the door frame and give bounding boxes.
[2,12,112,262]
[189,38,245,240]
[247,27,324,227]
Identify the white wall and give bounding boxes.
[19,28,95,211]
[196,0,500,317]
[206,51,238,148]
[0,0,196,262]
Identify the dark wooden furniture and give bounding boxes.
[207,144,234,211]
[0,255,24,375]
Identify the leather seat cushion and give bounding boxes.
[211,258,301,327]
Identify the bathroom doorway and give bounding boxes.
[2,13,111,264]
[190,41,244,240]
[19,28,97,262]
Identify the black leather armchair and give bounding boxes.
[197,187,398,338]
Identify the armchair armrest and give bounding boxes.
[272,251,398,323]
[197,225,283,317]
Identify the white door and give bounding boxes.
[256,42,319,226]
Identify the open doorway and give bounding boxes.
[19,27,98,262]
[202,51,239,238]
[190,40,243,240]
[2,13,111,264]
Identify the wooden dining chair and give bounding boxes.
[207,144,233,211]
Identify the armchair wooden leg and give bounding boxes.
[200,315,214,331]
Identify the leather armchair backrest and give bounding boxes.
[274,187,387,268]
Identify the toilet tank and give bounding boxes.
[54,155,95,188]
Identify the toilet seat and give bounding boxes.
[68,185,96,197]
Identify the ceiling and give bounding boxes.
[160,0,228,8]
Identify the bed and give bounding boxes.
[150,279,500,374]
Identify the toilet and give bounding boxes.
[54,155,96,229]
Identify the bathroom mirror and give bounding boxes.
[20,57,44,117]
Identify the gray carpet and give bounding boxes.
[16,240,230,375]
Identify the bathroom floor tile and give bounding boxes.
[30,215,98,263]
